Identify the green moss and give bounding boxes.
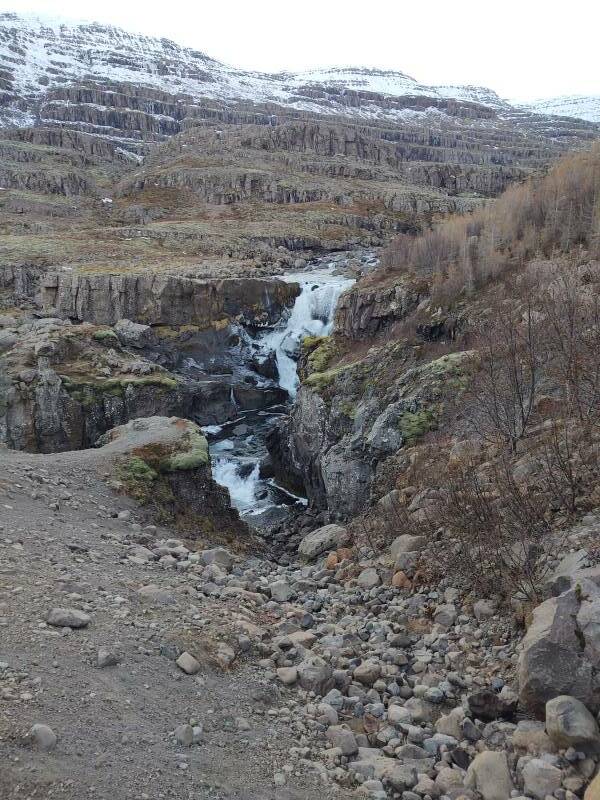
[398,407,439,444]
[154,324,201,340]
[303,358,356,391]
[122,456,159,483]
[339,400,358,420]
[418,350,472,378]
[63,373,179,397]
[92,329,119,344]
[160,430,209,472]
[303,335,337,376]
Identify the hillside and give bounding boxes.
[520,95,600,124]
[0,13,598,278]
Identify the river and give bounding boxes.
[203,259,357,527]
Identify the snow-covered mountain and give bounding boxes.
[0,12,508,118]
[517,96,600,124]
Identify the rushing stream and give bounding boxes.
[204,262,355,526]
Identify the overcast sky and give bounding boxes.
[3,0,599,101]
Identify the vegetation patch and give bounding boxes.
[160,430,209,472]
[92,328,119,344]
[398,406,440,444]
[302,335,337,376]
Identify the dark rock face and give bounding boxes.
[334,277,425,339]
[40,273,299,327]
[4,368,193,453]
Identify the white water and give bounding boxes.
[259,266,355,397]
[207,263,354,518]
[212,459,260,512]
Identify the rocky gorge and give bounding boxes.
[2,11,600,800]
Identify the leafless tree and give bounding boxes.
[469,297,543,451]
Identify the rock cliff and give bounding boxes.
[40,273,299,327]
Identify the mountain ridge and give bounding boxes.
[0,12,550,121]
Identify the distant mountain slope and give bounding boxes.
[0,12,525,120]
[518,96,600,124]
[0,12,597,277]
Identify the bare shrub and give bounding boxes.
[538,261,600,420]
[356,491,424,558]
[467,295,544,451]
[435,454,561,602]
[381,144,600,300]
[534,420,600,517]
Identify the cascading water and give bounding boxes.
[259,267,355,397]
[206,261,355,523]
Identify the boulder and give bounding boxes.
[468,688,517,721]
[521,758,562,800]
[46,608,90,629]
[297,524,349,560]
[357,568,380,589]
[29,724,57,752]
[390,533,425,560]
[511,720,555,753]
[585,772,600,800]
[114,318,157,349]
[464,750,513,800]
[269,579,294,602]
[353,659,382,686]
[176,652,201,675]
[546,695,600,750]
[436,707,465,740]
[473,598,497,621]
[326,725,358,756]
[518,586,600,715]
[297,656,333,694]
[199,547,234,570]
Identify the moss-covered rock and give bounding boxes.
[398,406,440,443]
[302,335,338,377]
[91,328,119,345]
[160,429,209,472]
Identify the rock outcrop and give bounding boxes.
[40,273,299,327]
[518,584,600,716]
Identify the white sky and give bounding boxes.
[2,0,599,101]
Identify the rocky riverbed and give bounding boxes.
[2,422,600,800]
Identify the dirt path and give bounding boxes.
[0,448,341,799]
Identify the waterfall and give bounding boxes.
[259,267,355,397]
[212,458,260,511]
[205,261,354,521]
